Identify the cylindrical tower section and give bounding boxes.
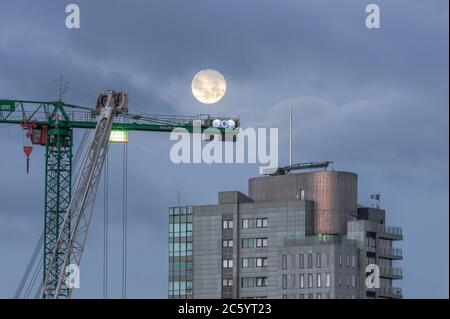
[309,171,357,235]
[249,171,357,235]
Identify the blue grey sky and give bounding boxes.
[0,0,448,298]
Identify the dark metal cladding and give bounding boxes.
[248,171,357,235]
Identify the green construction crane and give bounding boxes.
[0,94,239,298]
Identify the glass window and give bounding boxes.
[299,274,304,289]
[262,218,268,227]
[316,253,321,268]
[242,258,248,268]
[223,220,233,229]
[242,238,254,248]
[222,279,233,287]
[352,255,356,268]
[256,277,266,287]
[256,219,263,228]
[290,274,296,289]
[282,255,287,269]
[257,258,265,267]
[242,277,255,288]
[317,273,322,288]
[317,293,322,299]
[242,219,249,229]
[307,253,313,268]
[308,274,313,288]
[282,275,287,289]
[339,254,342,266]
[300,189,305,200]
[223,259,233,268]
[326,273,330,287]
[299,254,304,269]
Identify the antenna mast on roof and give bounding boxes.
[289,106,293,167]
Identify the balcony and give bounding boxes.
[380,267,403,279]
[379,225,403,240]
[378,247,403,260]
[378,286,403,299]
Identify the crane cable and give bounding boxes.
[14,129,91,299]
[103,151,109,299]
[14,232,43,298]
[122,142,128,299]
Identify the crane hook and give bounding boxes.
[23,146,33,174]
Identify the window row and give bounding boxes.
[283,293,329,299]
[223,259,233,268]
[242,238,268,248]
[281,252,357,269]
[223,220,234,229]
[242,257,268,268]
[169,207,193,216]
[242,218,268,229]
[169,223,193,237]
[241,277,268,288]
[222,278,233,287]
[338,253,357,268]
[282,293,357,299]
[337,273,357,288]
[222,239,234,248]
[169,242,193,257]
[283,253,328,269]
[169,214,192,224]
[169,261,193,274]
[282,273,331,289]
[168,280,193,295]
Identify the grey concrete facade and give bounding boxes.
[168,171,403,299]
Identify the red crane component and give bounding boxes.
[23,146,33,173]
[21,120,37,174]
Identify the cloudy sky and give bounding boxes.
[0,0,448,298]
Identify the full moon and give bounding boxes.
[191,69,227,104]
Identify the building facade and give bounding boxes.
[168,171,403,299]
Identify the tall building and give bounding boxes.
[168,170,403,299]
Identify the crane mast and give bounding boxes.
[39,91,127,298]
